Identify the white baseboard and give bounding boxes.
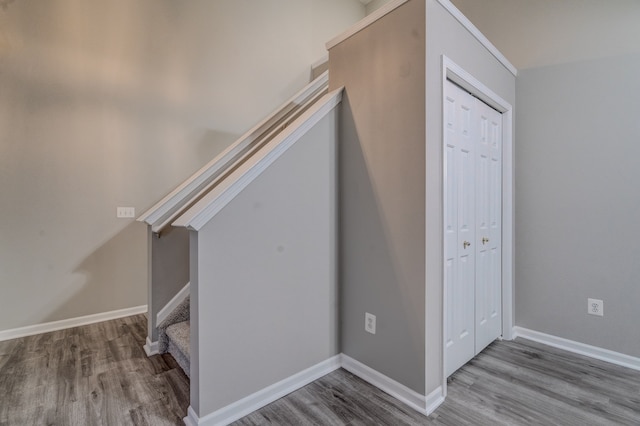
[513,326,640,372]
[144,336,159,356]
[424,386,445,415]
[157,282,190,326]
[0,305,148,342]
[340,354,443,415]
[186,355,342,426]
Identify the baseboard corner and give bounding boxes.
[424,385,445,415]
[340,353,428,415]
[144,337,159,356]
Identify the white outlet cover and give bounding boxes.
[587,298,604,317]
[365,312,376,334]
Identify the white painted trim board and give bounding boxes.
[138,71,329,229]
[513,327,640,372]
[184,356,342,426]
[326,0,409,49]
[144,336,159,357]
[435,0,517,76]
[173,89,343,232]
[0,305,148,342]
[157,282,190,326]
[341,354,444,416]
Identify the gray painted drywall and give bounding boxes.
[330,0,515,396]
[365,0,393,15]
[0,0,364,333]
[190,110,338,415]
[425,0,516,393]
[515,54,640,357]
[147,226,190,341]
[450,0,640,70]
[329,0,427,394]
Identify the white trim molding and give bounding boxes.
[440,55,515,394]
[0,305,148,342]
[138,71,329,233]
[144,336,159,357]
[513,327,640,372]
[157,282,190,326]
[173,89,343,232]
[326,0,409,50]
[184,356,342,426]
[435,0,517,76]
[341,354,444,416]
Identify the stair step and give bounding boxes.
[166,320,190,377]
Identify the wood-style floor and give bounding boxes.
[235,339,640,425]
[0,314,189,425]
[1,314,639,425]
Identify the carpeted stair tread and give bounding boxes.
[166,320,190,357]
[166,321,190,377]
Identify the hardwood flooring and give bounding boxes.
[234,339,640,426]
[1,314,639,425]
[0,314,189,425]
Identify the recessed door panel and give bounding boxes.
[444,82,476,377]
[444,80,502,377]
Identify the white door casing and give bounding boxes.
[443,80,502,377]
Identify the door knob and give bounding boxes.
[482,237,489,245]
[463,241,471,249]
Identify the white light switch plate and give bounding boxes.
[117,207,136,218]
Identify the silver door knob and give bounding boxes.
[463,241,471,249]
[482,237,489,245]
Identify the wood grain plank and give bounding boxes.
[2,315,639,426]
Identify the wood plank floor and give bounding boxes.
[234,339,640,425]
[1,314,639,425]
[0,314,189,425]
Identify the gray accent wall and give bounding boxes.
[329,0,516,396]
[515,53,640,358]
[425,0,516,393]
[147,226,190,341]
[190,110,338,415]
[329,0,427,394]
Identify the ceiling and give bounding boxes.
[449,0,640,70]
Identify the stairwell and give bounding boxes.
[138,62,340,421]
[157,296,191,377]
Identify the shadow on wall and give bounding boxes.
[195,129,239,162]
[339,93,425,393]
[40,221,147,324]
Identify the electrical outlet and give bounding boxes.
[365,312,376,334]
[117,207,136,218]
[587,298,603,317]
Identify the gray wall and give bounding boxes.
[190,110,338,415]
[365,0,393,15]
[516,53,640,358]
[329,0,515,397]
[425,0,516,393]
[329,0,427,394]
[0,0,364,332]
[148,226,190,341]
[450,0,640,70]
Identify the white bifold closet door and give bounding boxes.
[444,80,502,377]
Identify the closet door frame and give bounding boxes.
[440,55,514,395]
